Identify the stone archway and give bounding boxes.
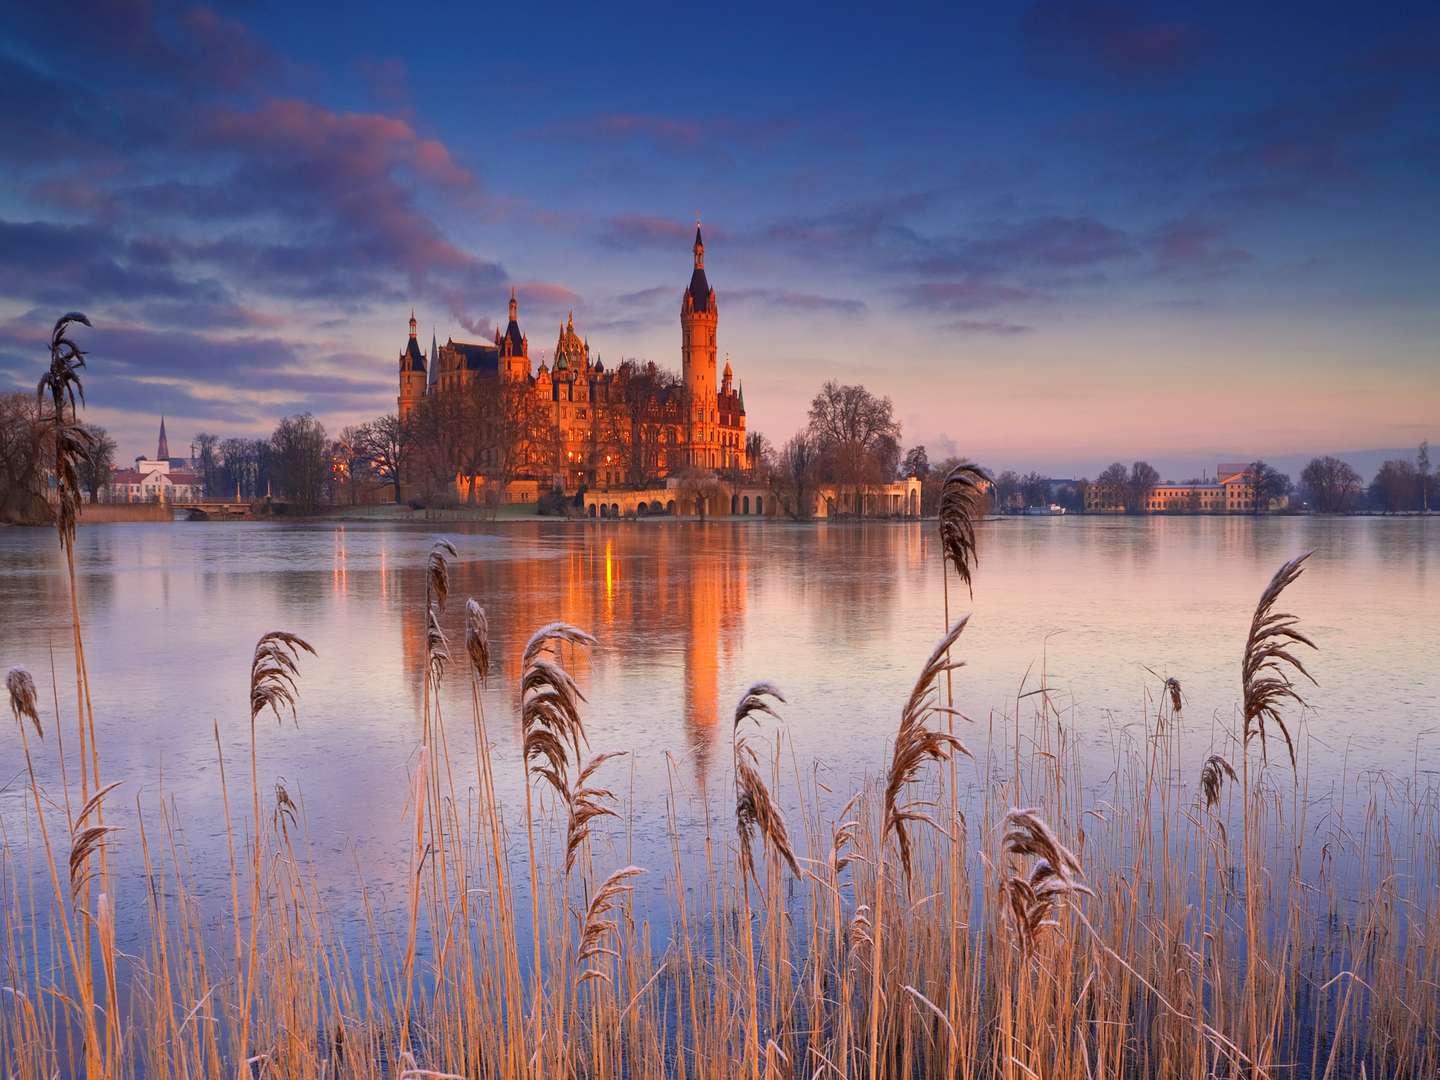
[755,495,763,516]
[742,495,750,514]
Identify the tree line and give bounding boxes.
[1,376,1433,520]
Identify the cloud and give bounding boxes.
[1211,86,1401,187]
[943,319,1034,336]
[599,215,721,250]
[513,282,585,313]
[903,214,1135,277]
[725,288,866,315]
[0,218,231,307]
[1022,2,1209,78]
[1150,217,1253,277]
[904,281,1035,313]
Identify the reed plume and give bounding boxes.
[828,793,862,877]
[732,682,800,883]
[36,313,95,550]
[999,807,1091,956]
[51,421,96,553]
[576,865,645,985]
[1242,553,1317,768]
[38,312,90,419]
[521,623,595,797]
[937,461,989,596]
[249,631,317,724]
[426,603,449,686]
[1200,754,1237,811]
[1166,676,1183,714]
[69,781,121,901]
[7,667,42,739]
[883,618,971,884]
[464,598,490,684]
[565,752,623,875]
[274,780,299,835]
[426,538,457,613]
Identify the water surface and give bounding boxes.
[1,515,1434,943]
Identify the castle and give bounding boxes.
[397,227,747,493]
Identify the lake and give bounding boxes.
[1,514,1436,948]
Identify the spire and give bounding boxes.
[685,220,713,313]
[509,286,518,322]
[408,309,417,338]
[157,415,169,461]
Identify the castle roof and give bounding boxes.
[400,335,426,373]
[686,225,712,312]
[502,318,524,354]
[445,339,499,374]
[687,269,711,312]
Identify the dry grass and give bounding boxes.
[3,533,1438,1080]
[936,461,989,595]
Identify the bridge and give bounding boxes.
[183,500,256,520]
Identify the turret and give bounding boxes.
[499,288,530,380]
[681,224,720,468]
[398,308,427,420]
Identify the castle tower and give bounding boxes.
[681,225,719,469]
[398,309,427,420]
[156,416,170,461]
[499,287,529,381]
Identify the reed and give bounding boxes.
[5,537,1438,1080]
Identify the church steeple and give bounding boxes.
[156,416,169,461]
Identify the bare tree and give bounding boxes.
[902,445,930,481]
[806,380,902,510]
[1126,460,1159,513]
[776,431,820,520]
[355,414,411,504]
[1021,471,1049,509]
[77,423,116,502]
[745,430,775,484]
[194,432,221,496]
[1369,459,1419,513]
[482,378,553,510]
[0,393,51,524]
[270,413,330,512]
[992,469,1021,512]
[1419,440,1431,513]
[1246,460,1291,514]
[1300,455,1362,513]
[605,361,685,486]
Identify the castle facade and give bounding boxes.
[397,228,747,493]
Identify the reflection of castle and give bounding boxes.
[395,527,745,779]
[397,228,748,491]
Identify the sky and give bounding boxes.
[0,0,1436,479]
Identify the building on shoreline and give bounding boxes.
[397,227,747,495]
[105,417,204,503]
[1084,463,1264,514]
